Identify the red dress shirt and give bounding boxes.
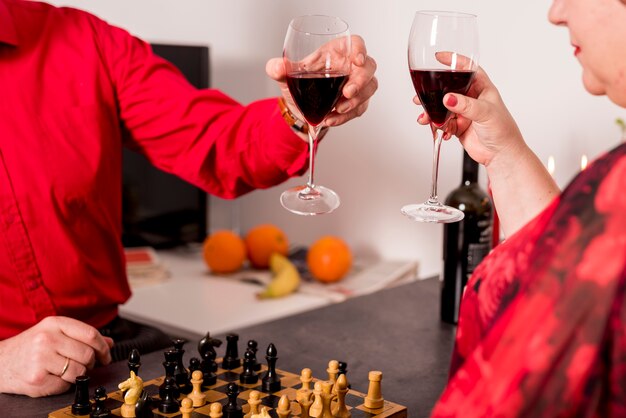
[0,0,308,339]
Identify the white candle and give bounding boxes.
[580,154,588,171]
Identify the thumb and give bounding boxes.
[265,57,286,82]
[444,93,489,124]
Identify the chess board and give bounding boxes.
[49,358,407,417]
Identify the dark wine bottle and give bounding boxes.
[441,151,493,324]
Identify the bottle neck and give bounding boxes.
[462,150,479,185]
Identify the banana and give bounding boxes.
[257,253,301,299]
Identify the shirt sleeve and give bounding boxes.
[91,17,309,199]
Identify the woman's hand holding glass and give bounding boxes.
[415,66,526,169]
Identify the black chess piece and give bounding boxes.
[172,338,191,394]
[159,349,179,399]
[188,357,201,374]
[158,376,180,414]
[90,386,111,418]
[198,332,222,372]
[261,343,281,393]
[239,348,258,384]
[247,339,261,371]
[222,333,241,370]
[128,348,141,375]
[223,382,243,418]
[338,361,351,389]
[135,390,155,418]
[71,375,91,416]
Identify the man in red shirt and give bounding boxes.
[0,0,378,397]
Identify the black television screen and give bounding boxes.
[122,44,210,249]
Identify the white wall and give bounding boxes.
[47,0,625,278]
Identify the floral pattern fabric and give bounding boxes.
[431,144,626,417]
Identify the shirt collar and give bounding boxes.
[0,0,19,46]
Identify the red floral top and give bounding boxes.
[431,144,626,417]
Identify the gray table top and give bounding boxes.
[0,277,455,418]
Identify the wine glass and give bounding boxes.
[402,11,479,223]
[280,15,351,215]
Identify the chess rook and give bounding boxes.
[364,370,384,409]
[222,333,241,370]
[71,375,90,416]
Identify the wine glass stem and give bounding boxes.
[428,127,444,205]
[306,125,321,191]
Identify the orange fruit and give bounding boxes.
[307,236,352,283]
[202,230,246,274]
[244,224,289,269]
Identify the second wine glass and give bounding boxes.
[402,11,479,223]
[280,15,351,216]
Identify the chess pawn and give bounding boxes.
[158,376,181,414]
[308,381,323,417]
[247,339,261,371]
[240,348,259,384]
[90,386,110,418]
[326,360,339,395]
[189,370,207,407]
[276,394,291,418]
[364,370,384,410]
[300,368,313,392]
[244,390,262,418]
[224,382,243,418]
[332,374,350,418]
[189,357,201,374]
[209,402,223,418]
[296,389,314,418]
[180,397,194,418]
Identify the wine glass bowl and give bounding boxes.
[280,15,351,216]
[402,11,479,223]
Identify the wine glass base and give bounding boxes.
[401,202,464,223]
[280,185,340,216]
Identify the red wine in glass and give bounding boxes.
[403,10,479,223]
[286,71,348,126]
[410,69,475,127]
[280,15,351,216]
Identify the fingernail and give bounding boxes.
[418,112,424,121]
[325,117,336,126]
[344,84,357,98]
[446,94,458,107]
[336,102,351,114]
[357,53,366,65]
